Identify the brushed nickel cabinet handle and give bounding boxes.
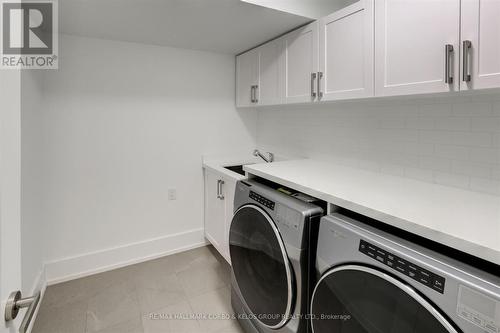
[217,180,225,200]
[317,72,324,99]
[463,40,472,82]
[445,44,454,84]
[311,72,317,98]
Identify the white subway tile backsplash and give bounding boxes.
[417,104,452,117]
[433,172,470,189]
[379,117,406,129]
[358,159,381,172]
[434,117,470,131]
[491,167,500,181]
[451,132,493,147]
[470,117,500,132]
[420,156,451,172]
[257,94,500,195]
[452,161,491,178]
[452,102,492,117]
[469,148,500,164]
[493,133,500,147]
[470,177,500,196]
[380,164,406,177]
[419,130,491,147]
[404,167,434,183]
[434,144,470,161]
[492,101,500,116]
[406,117,435,130]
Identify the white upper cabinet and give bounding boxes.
[236,0,500,107]
[319,0,374,101]
[283,21,319,104]
[375,0,460,97]
[258,38,284,106]
[236,38,283,107]
[461,0,500,90]
[236,48,259,107]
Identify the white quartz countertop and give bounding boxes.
[244,159,500,265]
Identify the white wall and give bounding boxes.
[0,70,22,333]
[37,35,257,281]
[257,94,500,196]
[21,70,46,294]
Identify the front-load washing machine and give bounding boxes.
[310,213,500,333]
[229,179,324,333]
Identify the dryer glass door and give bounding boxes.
[229,204,294,329]
[311,265,458,333]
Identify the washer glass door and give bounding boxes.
[229,204,294,329]
[311,265,458,333]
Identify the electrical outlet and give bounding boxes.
[168,189,177,201]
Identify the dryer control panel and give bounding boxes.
[249,191,275,210]
[359,240,446,294]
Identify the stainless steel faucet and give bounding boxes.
[253,149,274,163]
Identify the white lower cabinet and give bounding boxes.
[204,168,236,263]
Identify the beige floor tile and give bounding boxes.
[86,282,141,332]
[188,287,235,332]
[32,299,87,333]
[142,301,201,333]
[94,317,144,333]
[217,320,246,333]
[41,278,90,309]
[43,265,138,311]
[142,246,221,277]
[32,246,231,333]
[136,273,187,314]
[81,264,139,296]
[179,246,222,271]
[177,263,229,298]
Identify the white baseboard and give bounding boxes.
[44,228,208,285]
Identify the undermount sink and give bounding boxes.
[224,164,253,176]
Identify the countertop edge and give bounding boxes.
[244,163,500,266]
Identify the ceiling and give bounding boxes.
[58,0,312,55]
[241,0,358,19]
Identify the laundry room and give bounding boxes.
[0,1,499,333]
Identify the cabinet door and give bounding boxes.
[222,176,236,263]
[283,21,319,104]
[461,0,500,90]
[236,49,259,107]
[319,0,374,101]
[375,0,460,97]
[258,38,284,106]
[204,170,226,255]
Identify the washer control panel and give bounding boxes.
[359,240,446,294]
[457,285,500,333]
[249,191,275,210]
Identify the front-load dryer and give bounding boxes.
[229,179,324,333]
[310,213,500,333]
